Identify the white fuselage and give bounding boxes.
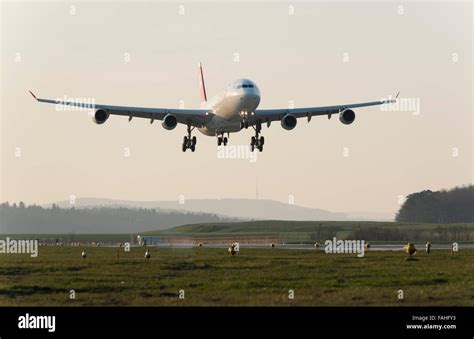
[198,78,261,136]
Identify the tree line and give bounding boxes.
[0,202,240,233]
[395,185,473,223]
[349,225,472,242]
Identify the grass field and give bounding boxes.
[0,246,473,306]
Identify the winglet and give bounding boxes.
[395,91,400,99]
[29,90,38,100]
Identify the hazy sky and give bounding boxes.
[1,1,472,217]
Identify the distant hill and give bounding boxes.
[45,197,385,221]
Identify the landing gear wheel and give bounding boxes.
[182,125,196,152]
[217,137,222,146]
[223,137,228,146]
[250,122,265,152]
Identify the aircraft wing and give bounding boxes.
[29,91,214,127]
[252,97,397,123]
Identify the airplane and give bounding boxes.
[29,63,398,152]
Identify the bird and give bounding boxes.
[365,242,370,249]
[228,243,239,256]
[145,249,151,260]
[405,243,417,257]
[81,251,86,259]
[425,241,432,254]
[271,243,276,248]
[314,242,320,248]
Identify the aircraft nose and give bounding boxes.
[250,93,260,102]
[241,93,259,102]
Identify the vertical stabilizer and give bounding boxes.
[198,62,207,103]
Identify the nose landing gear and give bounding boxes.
[250,121,264,152]
[182,125,196,152]
[240,121,249,129]
[217,133,229,146]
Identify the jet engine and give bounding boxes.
[339,109,356,125]
[162,114,178,130]
[281,114,297,130]
[93,109,109,124]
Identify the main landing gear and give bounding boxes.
[182,125,196,152]
[217,133,229,146]
[250,121,264,152]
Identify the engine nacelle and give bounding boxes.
[339,109,356,125]
[162,114,178,130]
[281,114,297,130]
[93,109,109,124]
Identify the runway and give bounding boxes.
[150,243,474,251]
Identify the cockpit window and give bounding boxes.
[238,84,254,89]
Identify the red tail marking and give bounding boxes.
[198,62,207,103]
